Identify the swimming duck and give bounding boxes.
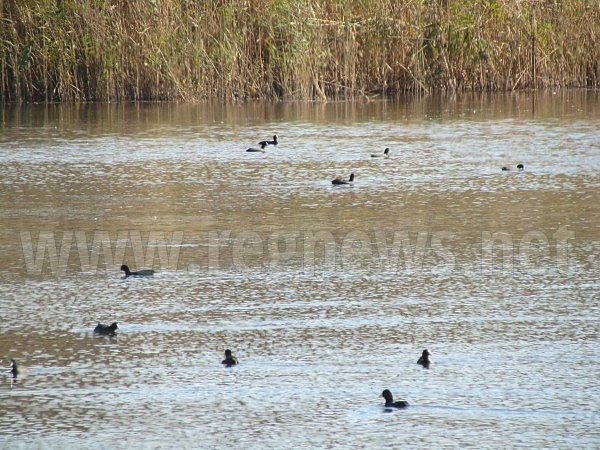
[121,264,154,278]
[246,142,268,153]
[417,349,432,368]
[381,389,409,409]
[94,322,118,336]
[371,148,390,158]
[258,135,278,146]
[9,359,18,379]
[331,173,355,185]
[221,349,238,367]
[501,164,524,171]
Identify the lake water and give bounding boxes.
[1,92,599,449]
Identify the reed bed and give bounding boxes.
[1,0,598,102]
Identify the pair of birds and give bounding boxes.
[97,265,153,337]
[97,265,152,338]
[94,326,235,366]
[332,147,390,185]
[501,163,524,171]
[218,347,425,410]
[247,135,278,152]
[382,349,433,409]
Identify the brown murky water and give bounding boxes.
[1,92,599,449]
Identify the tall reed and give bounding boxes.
[1,0,598,102]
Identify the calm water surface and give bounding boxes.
[1,92,599,449]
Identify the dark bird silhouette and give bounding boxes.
[9,359,18,379]
[121,264,154,278]
[381,389,409,409]
[371,148,390,158]
[247,141,268,153]
[258,135,278,146]
[94,322,119,336]
[417,349,432,368]
[221,349,238,367]
[331,173,355,185]
[501,164,524,171]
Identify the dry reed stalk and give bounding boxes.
[0,0,597,102]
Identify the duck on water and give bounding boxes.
[221,349,238,367]
[258,135,278,147]
[246,141,268,153]
[417,349,432,368]
[94,322,118,336]
[381,389,409,409]
[8,359,18,379]
[371,148,390,158]
[501,163,524,171]
[331,173,354,185]
[121,264,154,278]
[6,359,26,387]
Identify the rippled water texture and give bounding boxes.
[1,92,599,449]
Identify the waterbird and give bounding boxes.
[381,389,409,409]
[417,349,432,368]
[258,135,278,146]
[331,173,355,185]
[501,164,524,171]
[247,141,268,153]
[94,322,119,336]
[221,349,238,367]
[9,359,18,379]
[371,148,390,158]
[121,264,155,278]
